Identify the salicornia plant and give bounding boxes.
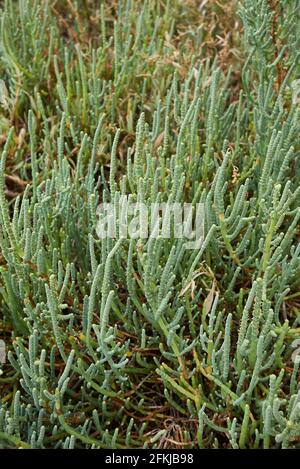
[0,0,299,449]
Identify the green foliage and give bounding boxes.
[0,0,299,449]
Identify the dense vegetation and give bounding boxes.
[0,0,299,449]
